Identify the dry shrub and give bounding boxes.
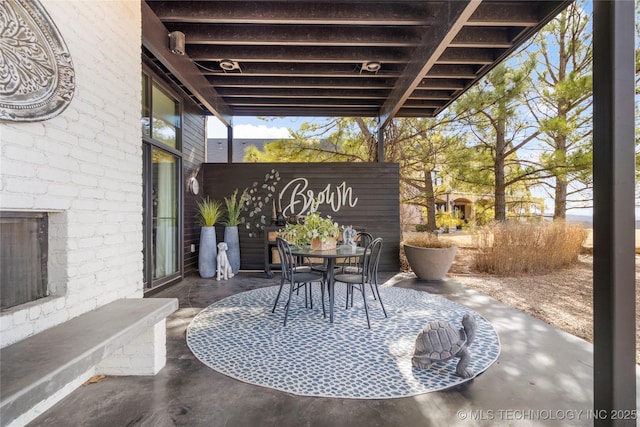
[473,221,588,275]
[402,233,455,248]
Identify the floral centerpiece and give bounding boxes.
[281,202,340,250]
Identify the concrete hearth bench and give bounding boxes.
[0,298,178,427]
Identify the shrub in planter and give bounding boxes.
[402,233,457,281]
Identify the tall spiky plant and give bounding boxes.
[222,188,249,226]
[196,196,224,227]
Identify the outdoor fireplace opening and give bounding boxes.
[0,212,49,310]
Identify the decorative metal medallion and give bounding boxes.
[0,0,75,122]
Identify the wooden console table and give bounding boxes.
[263,226,283,278]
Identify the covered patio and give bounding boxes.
[141,0,637,421]
[1,0,636,425]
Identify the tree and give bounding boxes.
[527,0,593,219]
[243,118,378,163]
[243,115,469,230]
[395,117,468,231]
[454,61,542,221]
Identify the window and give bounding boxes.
[142,73,180,149]
[151,84,179,148]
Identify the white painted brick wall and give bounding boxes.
[0,0,143,348]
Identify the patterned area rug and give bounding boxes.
[187,286,500,399]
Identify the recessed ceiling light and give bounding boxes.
[220,59,240,71]
[362,61,381,72]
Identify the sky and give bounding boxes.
[208,116,308,139]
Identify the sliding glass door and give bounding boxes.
[142,71,182,290]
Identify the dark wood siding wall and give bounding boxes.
[195,163,401,272]
[181,105,206,277]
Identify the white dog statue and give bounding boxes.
[216,242,234,280]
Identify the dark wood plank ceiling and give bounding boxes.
[143,0,571,126]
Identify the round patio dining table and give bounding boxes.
[289,245,365,324]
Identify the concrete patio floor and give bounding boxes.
[29,271,640,426]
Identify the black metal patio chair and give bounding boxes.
[340,231,374,274]
[334,237,387,328]
[272,237,326,326]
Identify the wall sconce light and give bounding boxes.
[169,31,185,55]
[187,176,200,195]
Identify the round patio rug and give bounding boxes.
[187,286,500,399]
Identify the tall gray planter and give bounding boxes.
[198,226,217,278]
[224,225,240,274]
[403,244,457,281]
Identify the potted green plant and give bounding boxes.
[196,196,224,278]
[222,188,249,274]
[402,233,458,281]
[281,202,340,250]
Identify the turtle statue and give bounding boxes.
[412,314,477,378]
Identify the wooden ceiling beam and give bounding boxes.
[226,98,382,107]
[450,26,514,48]
[418,78,467,90]
[217,87,390,99]
[207,76,396,90]
[196,61,404,77]
[424,64,480,79]
[402,99,448,108]
[410,89,455,100]
[148,1,438,25]
[172,24,424,47]
[468,2,540,26]
[378,1,481,129]
[436,47,498,64]
[231,107,380,117]
[188,45,412,63]
[397,107,438,117]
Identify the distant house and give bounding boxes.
[207,138,283,163]
[402,191,544,229]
